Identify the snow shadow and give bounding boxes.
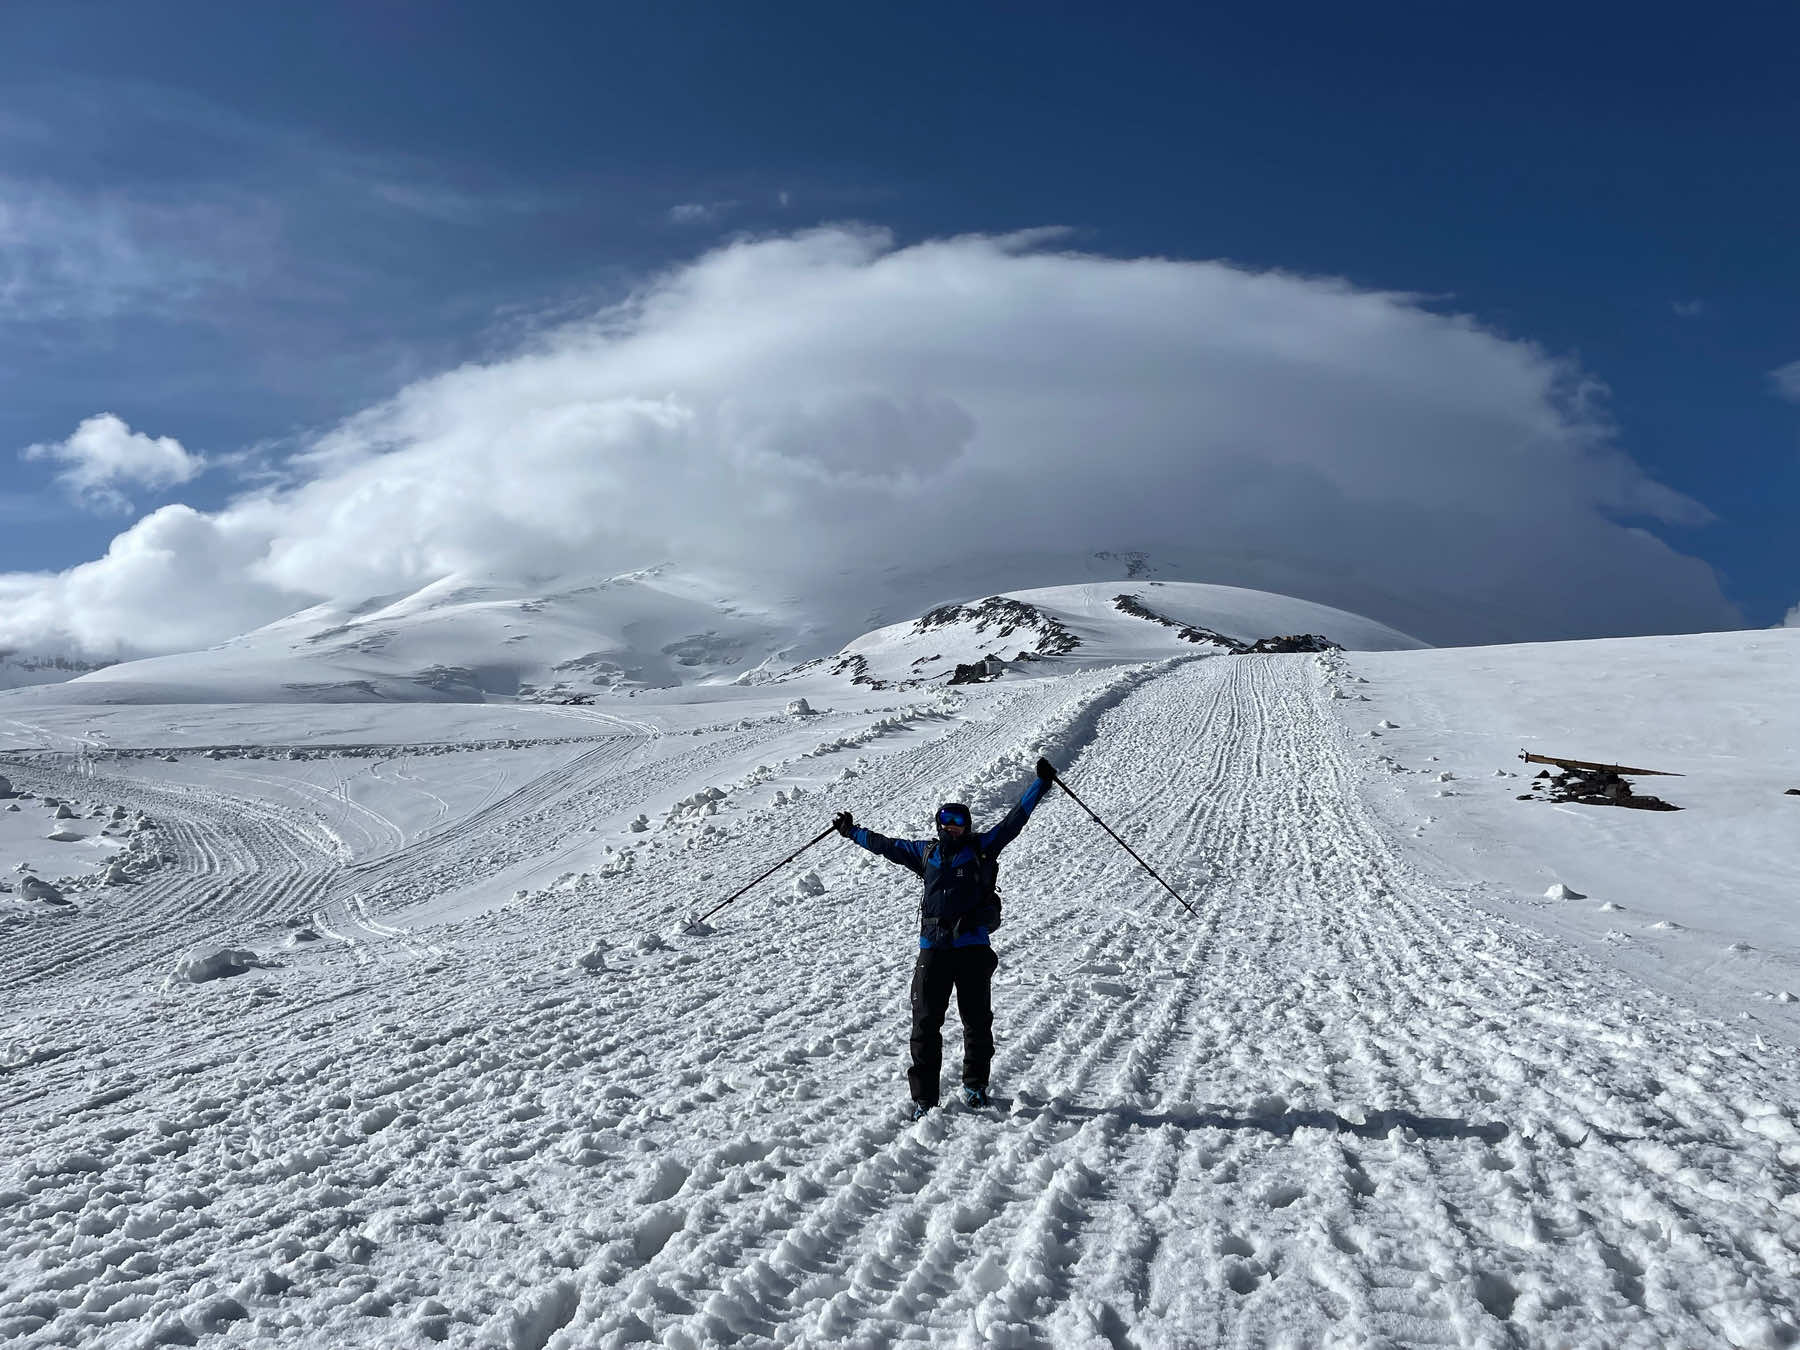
[1021,1102,1509,1144]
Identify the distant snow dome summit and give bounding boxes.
[0,568,809,706]
[0,557,1424,706]
[793,581,1425,691]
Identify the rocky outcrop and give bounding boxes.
[1112,594,1245,651]
[1243,634,1344,654]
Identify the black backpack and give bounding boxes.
[977,840,1003,929]
[953,839,1002,936]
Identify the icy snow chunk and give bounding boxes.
[182,1295,247,1336]
[793,870,826,898]
[1378,719,1400,729]
[46,828,85,842]
[172,947,264,984]
[53,803,76,819]
[628,813,650,832]
[576,942,611,972]
[19,876,65,905]
[1544,883,1586,901]
[786,697,815,717]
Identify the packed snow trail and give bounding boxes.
[2,658,1797,1347]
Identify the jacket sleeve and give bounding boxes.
[978,775,1049,855]
[849,827,929,877]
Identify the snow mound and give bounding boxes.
[172,947,266,984]
[1545,883,1586,901]
[17,876,66,905]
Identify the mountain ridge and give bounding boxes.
[0,560,1425,706]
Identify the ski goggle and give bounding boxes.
[936,807,971,829]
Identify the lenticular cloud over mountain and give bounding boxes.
[0,227,1737,660]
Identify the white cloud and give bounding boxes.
[1783,603,1800,629]
[22,414,205,514]
[0,176,266,322]
[1671,300,1705,318]
[0,227,1740,660]
[1770,360,1800,402]
[668,201,737,226]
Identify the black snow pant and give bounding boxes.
[908,943,999,1106]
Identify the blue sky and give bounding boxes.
[1,1,1796,644]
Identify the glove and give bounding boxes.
[832,811,854,838]
[1035,757,1057,784]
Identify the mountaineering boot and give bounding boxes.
[960,1085,991,1109]
[909,1101,931,1122]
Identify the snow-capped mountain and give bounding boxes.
[2,568,809,705]
[785,581,1424,690]
[1,560,1425,705]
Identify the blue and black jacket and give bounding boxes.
[849,776,1049,949]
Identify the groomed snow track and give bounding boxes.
[2,657,1796,1348]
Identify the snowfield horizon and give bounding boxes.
[3,581,1797,1348]
[1,569,1428,706]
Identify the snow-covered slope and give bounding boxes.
[1,568,1424,706]
[4,568,808,705]
[1339,625,1800,1028]
[3,627,1796,1347]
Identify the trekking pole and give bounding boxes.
[1048,768,1200,919]
[689,823,837,929]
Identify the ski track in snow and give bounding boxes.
[2,658,1797,1348]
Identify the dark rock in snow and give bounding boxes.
[1112,594,1246,651]
[913,596,1081,656]
[1523,766,1680,812]
[1243,634,1344,654]
[948,657,1009,685]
